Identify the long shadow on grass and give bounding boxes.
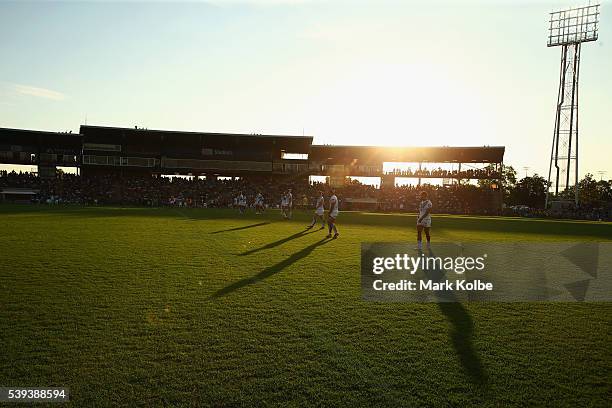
[239,229,318,256]
[210,238,332,299]
[3,205,611,240]
[210,222,271,234]
[425,248,488,384]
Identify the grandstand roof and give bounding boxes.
[0,127,81,151]
[80,125,313,155]
[79,125,313,140]
[310,145,505,164]
[1,126,505,165]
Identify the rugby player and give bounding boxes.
[237,192,247,214]
[287,188,293,219]
[416,191,432,250]
[254,192,264,214]
[280,191,288,219]
[326,189,339,239]
[306,191,326,230]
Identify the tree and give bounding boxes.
[508,174,548,208]
[559,174,612,206]
[478,164,517,202]
[595,179,612,203]
[577,173,599,205]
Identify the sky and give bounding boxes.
[0,0,610,179]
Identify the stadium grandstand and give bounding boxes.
[0,125,504,214]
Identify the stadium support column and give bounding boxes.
[38,165,57,179]
[328,176,346,187]
[381,174,395,189]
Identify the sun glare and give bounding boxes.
[310,63,490,147]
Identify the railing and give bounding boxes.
[273,162,309,173]
[83,155,158,167]
[161,158,272,172]
[83,143,122,152]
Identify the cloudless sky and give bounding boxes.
[0,0,610,178]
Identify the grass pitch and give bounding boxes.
[1,205,611,407]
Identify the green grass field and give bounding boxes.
[1,205,611,407]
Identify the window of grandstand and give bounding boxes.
[82,155,157,167]
[273,162,308,173]
[0,151,37,163]
[22,153,35,162]
[308,162,323,171]
[83,143,122,152]
[120,157,158,167]
[321,164,345,174]
[124,145,160,155]
[161,158,272,172]
[83,155,121,166]
[281,152,308,160]
[353,165,381,175]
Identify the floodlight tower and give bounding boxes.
[545,3,600,208]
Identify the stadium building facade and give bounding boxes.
[0,125,505,208]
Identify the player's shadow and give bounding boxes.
[424,248,488,385]
[239,229,318,256]
[210,222,271,234]
[210,238,332,299]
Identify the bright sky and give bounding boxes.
[0,0,610,179]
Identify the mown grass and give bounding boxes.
[1,205,611,407]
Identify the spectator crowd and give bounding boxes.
[385,167,500,179]
[1,170,609,220]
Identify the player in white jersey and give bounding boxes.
[280,192,288,219]
[326,189,339,239]
[286,188,293,219]
[254,192,264,214]
[416,191,432,250]
[306,191,326,230]
[237,192,247,214]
